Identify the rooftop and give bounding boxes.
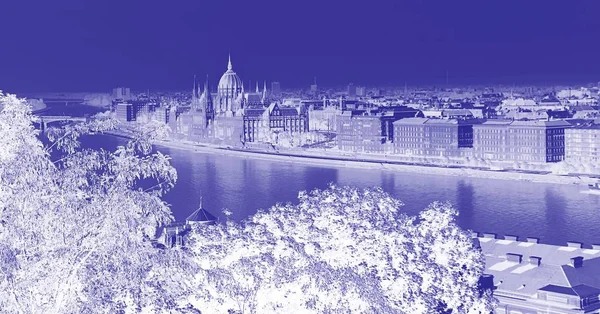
[509,120,572,127]
[475,119,514,126]
[539,284,600,297]
[392,117,477,125]
[477,234,600,297]
[568,124,600,130]
[392,117,429,125]
[244,108,267,117]
[186,197,217,223]
[474,119,572,128]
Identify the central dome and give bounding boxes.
[218,55,243,96]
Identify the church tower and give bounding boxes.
[199,74,214,126]
[261,81,268,104]
[191,75,202,109]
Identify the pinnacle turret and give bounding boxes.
[192,74,197,99]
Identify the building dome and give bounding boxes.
[216,54,243,114]
[217,55,243,98]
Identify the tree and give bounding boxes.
[0,92,195,313]
[188,185,496,313]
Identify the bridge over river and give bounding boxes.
[42,98,85,106]
[36,115,87,131]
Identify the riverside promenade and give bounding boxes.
[104,129,596,187]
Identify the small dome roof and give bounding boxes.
[186,197,217,224]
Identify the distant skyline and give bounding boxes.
[1,0,600,93]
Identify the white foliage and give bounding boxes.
[188,185,496,313]
[0,92,196,313]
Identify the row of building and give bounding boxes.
[115,94,600,165]
[335,109,600,164]
[112,54,600,165]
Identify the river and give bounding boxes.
[39,103,600,247]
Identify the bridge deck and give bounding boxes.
[38,116,87,122]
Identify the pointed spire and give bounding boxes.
[193,74,197,99]
[262,81,268,104]
[255,81,259,93]
[204,74,210,93]
[227,53,232,71]
[198,196,203,209]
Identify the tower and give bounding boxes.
[310,77,318,94]
[261,81,268,104]
[192,75,203,110]
[199,74,214,126]
[192,74,197,100]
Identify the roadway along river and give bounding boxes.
[43,102,600,247]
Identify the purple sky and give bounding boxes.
[1,0,599,92]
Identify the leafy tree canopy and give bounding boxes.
[188,184,496,314]
[0,92,196,313]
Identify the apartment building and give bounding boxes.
[336,111,385,153]
[565,123,600,164]
[472,120,570,163]
[392,118,475,157]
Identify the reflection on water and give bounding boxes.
[78,134,600,247]
[456,181,474,227]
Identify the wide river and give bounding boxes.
[40,103,600,246]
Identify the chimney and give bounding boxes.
[504,235,518,241]
[472,237,482,249]
[567,241,583,249]
[529,256,542,266]
[571,256,584,268]
[526,237,540,244]
[483,232,497,239]
[506,253,523,263]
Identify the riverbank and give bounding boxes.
[103,130,595,186]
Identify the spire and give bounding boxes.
[203,74,213,115]
[255,81,259,93]
[262,81,268,104]
[198,196,203,209]
[227,53,232,71]
[193,74,197,99]
[197,76,202,99]
[203,74,210,93]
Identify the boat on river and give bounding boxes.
[582,182,600,195]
